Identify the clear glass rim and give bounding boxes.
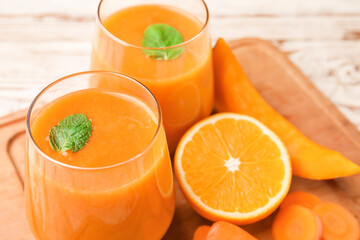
[26,71,163,171]
[96,0,210,50]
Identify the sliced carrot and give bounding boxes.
[193,225,211,240]
[207,221,257,240]
[280,191,322,210]
[213,38,360,180]
[314,202,360,240]
[272,205,322,240]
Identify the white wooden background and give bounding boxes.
[1,0,360,129]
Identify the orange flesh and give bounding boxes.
[280,191,322,210]
[213,38,360,179]
[207,221,257,240]
[25,89,175,240]
[272,205,322,240]
[182,118,285,213]
[175,113,291,225]
[314,202,360,240]
[91,5,214,151]
[193,225,211,240]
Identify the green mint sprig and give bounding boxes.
[142,23,185,60]
[49,113,93,153]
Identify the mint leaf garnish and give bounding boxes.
[142,23,185,60]
[49,113,92,153]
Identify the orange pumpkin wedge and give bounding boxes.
[213,38,360,180]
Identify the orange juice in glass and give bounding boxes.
[91,0,213,152]
[25,71,175,240]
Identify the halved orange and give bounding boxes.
[174,113,291,225]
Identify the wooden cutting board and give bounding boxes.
[1,39,360,240]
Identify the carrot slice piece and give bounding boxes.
[193,225,211,240]
[280,191,322,210]
[207,221,257,240]
[272,205,322,240]
[314,202,360,240]
[213,38,360,180]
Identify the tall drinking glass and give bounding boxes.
[25,71,175,240]
[91,0,213,152]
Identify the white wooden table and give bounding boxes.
[1,0,360,128]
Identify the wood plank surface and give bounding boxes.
[1,39,359,240]
[0,0,360,130]
[0,110,33,240]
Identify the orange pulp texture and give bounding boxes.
[25,90,175,240]
[91,5,214,152]
[175,113,291,225]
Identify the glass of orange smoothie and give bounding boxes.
[25,71,175,240]
[91,0,213,152]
